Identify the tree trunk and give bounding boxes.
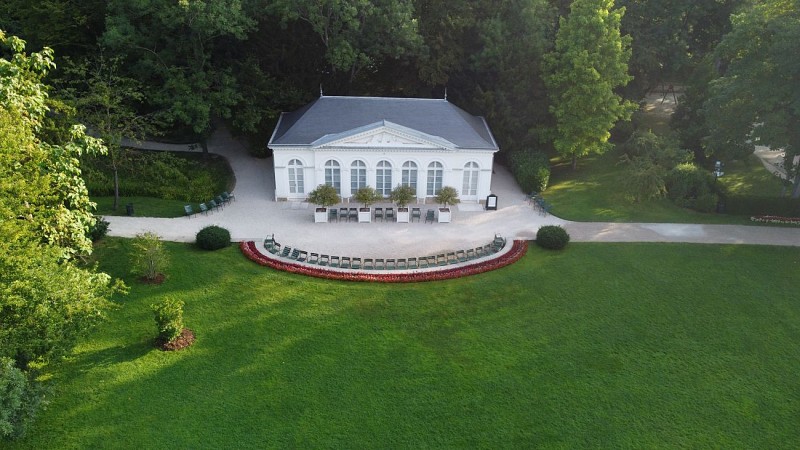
[201,137,209,160]
[571,153,578,170]
[792,176,800,199]
[113,168,120,211]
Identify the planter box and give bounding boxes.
[396,208,410,223]
[438,207,451,223]
[314,208,328,223]
[358,208,372,223]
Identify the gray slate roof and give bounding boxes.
[269,96,498,150]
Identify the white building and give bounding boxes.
[268,96,499,203]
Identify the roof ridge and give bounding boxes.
[321,95,446,102]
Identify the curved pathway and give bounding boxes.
[105,127,800,253]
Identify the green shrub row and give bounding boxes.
[722,195,800,216]
[82,151,230,203]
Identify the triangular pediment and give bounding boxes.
[310,121,455,150]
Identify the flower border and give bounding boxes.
[750,215,800,226]
[240,240,528,283]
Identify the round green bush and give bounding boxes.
[196,225,231,250]
[536,225,570,250]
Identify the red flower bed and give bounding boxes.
[240,240,528,283]
[750,215,800,226]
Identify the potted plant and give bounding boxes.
[390,184,416,223]
[307,184,340,223]
[353,186,379,223]
[435,186,460,223]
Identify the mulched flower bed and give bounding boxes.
[239,240,528,283]
[157,328,196,351]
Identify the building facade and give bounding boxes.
[268,96,499,203]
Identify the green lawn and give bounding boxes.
[92,196,189,218]
[11,239,800,448]
[543,149,788,224]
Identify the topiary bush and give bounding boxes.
[536,225,570,250]
[151,298,184,343]
[196,225,231,250]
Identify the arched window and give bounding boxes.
[376,160,392,197]
[324,160,341,194]
[401,161,418,190]
[462,162,479,196]
[426,161,443,196]
[351,160,367,193]
[288,159,304,194]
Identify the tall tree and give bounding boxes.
[544,0,636,169]
[704,0,800,197]
[58,55,156,211]
[270,0,422,91]
[1,32,120,436]
[102,0,256,151]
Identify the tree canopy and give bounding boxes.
[1,32,120,436]
[544,0,636,169]
[704,0,800,197]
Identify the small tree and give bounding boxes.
[151,298,184,343]
[389,184,416,208]
[131,232,168,282]
[307,184,341,209]
[353,186,379,209]
[435,186,460,208]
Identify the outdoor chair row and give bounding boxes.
[262,234,508,271]
[526,192,552,216]
[325,207,436,223]
[184,191,236,217]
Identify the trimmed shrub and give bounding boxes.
[151,298,184,343]
[536,225,570,250]
[196,225,231,250]
[510,150,551,193]
[723,195,800,216]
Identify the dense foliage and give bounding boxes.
[151,298,185,343]
[1,32,120,439]
[535,225,570,250]
[306,184,341,208]
[665,163,719,213]
[509,150,551,193]
[196,226,232,251]
[131,232,168,282]
[82,151,228,203]
[4,0,789,200]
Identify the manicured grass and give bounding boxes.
[11,239,800,448]
[92,196,188,218]
[544,149,788,224]
[718,154,789,197]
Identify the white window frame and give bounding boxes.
[288,159,304,194]
[376,160,392,197]
[426,161,443,196]
[401,161,418,190]
[351,160,367,193]
[462,162,479,196]
[324,160,341,194]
